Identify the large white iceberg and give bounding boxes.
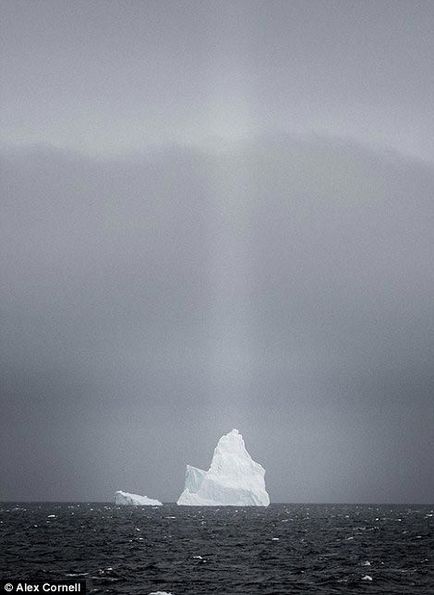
[177,429,270,506]
[115,490,162,506]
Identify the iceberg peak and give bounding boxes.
[177,429,270,506]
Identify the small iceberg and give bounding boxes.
[115,490,162,506]
[177,429,270,506]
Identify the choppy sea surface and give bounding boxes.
[0,503,433,594]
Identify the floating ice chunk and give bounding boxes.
[115,490,162,506]
[362,561,371,566]
[361,575,373,581]
[177,429,270,506]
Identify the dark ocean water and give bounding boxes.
[0,503,433,594]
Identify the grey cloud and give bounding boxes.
[1,1,434,160]
[1,136,433,502]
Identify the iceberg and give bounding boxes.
[115,490,162,506]
[177,429,270,506]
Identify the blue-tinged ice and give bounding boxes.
[177,429,270,507]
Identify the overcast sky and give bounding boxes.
[1,0,433,503]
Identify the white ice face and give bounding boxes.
[177,429,270,507]
[115,490,162,506]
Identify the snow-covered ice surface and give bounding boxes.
[177,429,270,506]
[115,491,162,506]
